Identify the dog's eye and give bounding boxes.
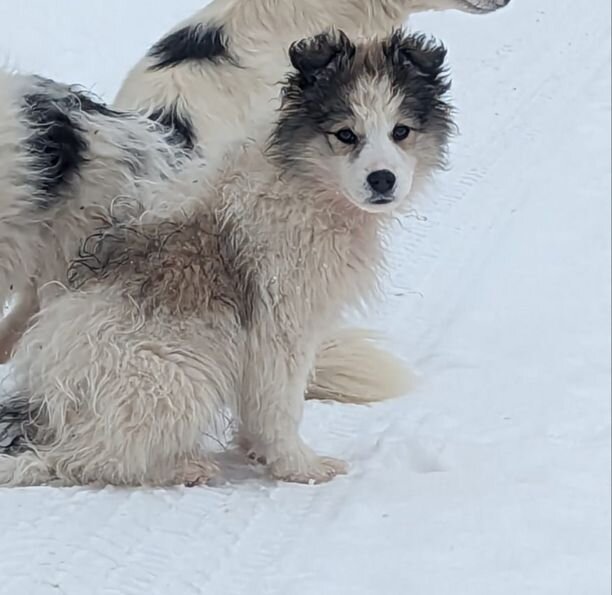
[392,125,411,142]
[335,128,359,145]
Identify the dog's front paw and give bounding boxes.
[270,454,348,485]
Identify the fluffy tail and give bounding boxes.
[307,328,413,404]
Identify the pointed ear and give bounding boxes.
[384,30,447,80]
[289,29,356,84]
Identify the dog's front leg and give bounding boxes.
[240,342,348,484]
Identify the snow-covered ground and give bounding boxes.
[0,1,610,594]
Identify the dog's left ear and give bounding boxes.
[385,30,447,81]
[289,29,356,84]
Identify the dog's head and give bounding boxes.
[269,29,454,214]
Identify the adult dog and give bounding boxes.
[0,73,188,356]
[0,29,454,486]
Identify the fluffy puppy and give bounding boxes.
[0,29,454,487]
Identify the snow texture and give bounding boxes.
[0,1,610,594]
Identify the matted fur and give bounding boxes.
[0,30,454,487]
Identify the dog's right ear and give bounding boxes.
[289,30,356,84]
[385,30,447,83]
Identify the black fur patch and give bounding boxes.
[382,31,452,125]
[22,83,123,209]
[148,105,197,150]
[22,92,88,204]
[0,393,41,456]
[148,23,232,70]
[269,30,453,170]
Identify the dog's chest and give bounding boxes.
[233,211,382,322]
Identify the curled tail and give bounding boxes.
[307,328,413,404]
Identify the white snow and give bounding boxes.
[0,1,610,594]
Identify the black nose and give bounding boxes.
[367,170,396,195]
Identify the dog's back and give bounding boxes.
[114,0,510,156]
[113,0,416,157]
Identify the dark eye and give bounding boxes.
[392,125,411,142]
[335,128,359,145]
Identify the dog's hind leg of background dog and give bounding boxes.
[0,282,37,364]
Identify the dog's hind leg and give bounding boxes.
[0,281,39,364]
[0,452,55,486]
[3,289,228,487]
[0,388,57,486]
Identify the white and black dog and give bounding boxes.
[0,29,454,487]
[0,73,189,352]
[1,0,511,406]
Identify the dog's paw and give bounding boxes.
[178,459,219,488]
[462,0,511,13]
[236,433,267,465]
[270,455,348,485]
